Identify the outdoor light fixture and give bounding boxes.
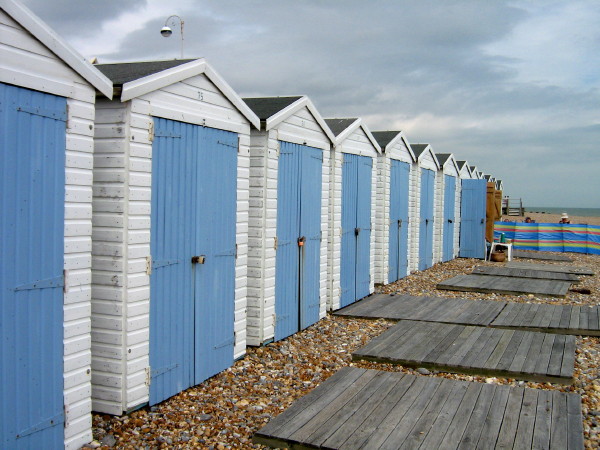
[160,15,184,59]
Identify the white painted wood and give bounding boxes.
[91,69,252,415]
[247,102,332,345]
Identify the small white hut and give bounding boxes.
[242,96,335,345]
[435,153,461,262]
[324,118,381,311]
[371,131,416,285]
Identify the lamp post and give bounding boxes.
[160,15,184,59]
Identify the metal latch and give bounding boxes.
[355,228,361,236]
[192,255,206,264]
[298,236,306,247]
[146,256,152,275]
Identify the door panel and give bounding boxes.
[443,175,456,262]
[0,83,66,448]
[275,142,322,340]
[388,160,410,282]
[419,169,435,270]
[150,118,237,404]
[459,179,487,259]
[340,154,373,307]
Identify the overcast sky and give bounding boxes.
[23,0,600,208]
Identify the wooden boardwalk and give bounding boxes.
[254,367,584,449]
[335,293,506,326]
[491,302,600,336]
[335,294,600,336]
[506,261,595,276]
[513,249,573,262]
[472,265,581,283]
[353,320,575,383]
[437,274,572,297]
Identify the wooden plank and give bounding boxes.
[566,393,585,450]
[512,388,539,449]
[437,274,571,298]
[437,383,485,448]
[472,265,580,282]
[506,261,594,275]
[533,333,556,375]
[495,387,525,449]
[561,336,577,379]
[532,389,553,450]
[550,390,568,449]
[474,385,512,450]
[547,335,567,377]
[513,249,573,261]
[456,383,497,450]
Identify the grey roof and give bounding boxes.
[456,160,468,170]
[242,96,303,120]
[411,143,430,157]
[484,174,491,180]
[95,59,197,85]
[469,166,477,172]
[324,118,357,136]
[371,131,402,149]
[436,153,452,166]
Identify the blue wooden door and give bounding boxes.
[443,175,456,262]
[459,179,487,258]
[419,169,435,270]
[341,154,372,307]
[0,83,66,448]
[150,119,236,405]
[388,160,410,282]
[275,142,322,340]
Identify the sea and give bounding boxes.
[526,206,600,218]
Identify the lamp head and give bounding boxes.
[160,26,173,37]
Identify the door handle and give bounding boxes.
[481,219,484,224]
[398,219,402,226]
[355,228,361,236]
[448,219,453,223]
[191,255,206,264]
[297,236,305,247]
[425,219,429,225]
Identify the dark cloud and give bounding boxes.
[21,0,600,207]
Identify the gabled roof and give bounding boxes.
[456,160,473,178]
[242,95,335,143]
[96,59,195,86]
[96,58,259,129]
[411,143,441,169]
[243,96,303,121]
[1,0,113,98]
[324,118,358,136]
[324,118,381,152]
[371,130,416,161]
[435,152,461,176]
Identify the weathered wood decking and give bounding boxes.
[254,367,584,449]
[472,265,581,283]
[513,249,573,262]
[335,294,600,336]
[506,261,595,276]
[491,302,600,335]
[437,274,572,297]
[335,293,505,326]
[353,320,575,383]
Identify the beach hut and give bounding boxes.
[91,59,259,414]
[435,153,461,262]
[410,144,441,271]
[459,165,488,258]
[456,160,474,180]
[324,118,381,310]
[242,96,335,344]
[469,166,482,179]
[371,131,416,285]
[0,0,112,448]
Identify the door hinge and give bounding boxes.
[274,237,278,250]
[238,136,241,153]
[63,404,69,429]
[148,121,154,142]
[65,104,71,129]
[146,256,152,275]
[63,270,68,294]
[234,331,237,345]
[145,367,151,386]
[235,244,238,259]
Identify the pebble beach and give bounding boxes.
[88,249,600,450]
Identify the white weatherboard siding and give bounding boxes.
[91,73,251,415]
[438,159,460,263]
[374,141,414,285]
[328,127,378,311]
[433,169,444,264]
[247,106,330,345]
[1,8,100,449]
[454,178,462,258]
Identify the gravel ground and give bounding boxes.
[88,253,600,449]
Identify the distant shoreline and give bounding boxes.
[504,212,600,226]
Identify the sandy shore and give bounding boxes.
[504,212,600,226]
